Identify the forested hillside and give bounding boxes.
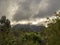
[0,12,60,45]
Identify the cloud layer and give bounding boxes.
[0,0,60,22]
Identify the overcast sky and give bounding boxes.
[0,0,60,22]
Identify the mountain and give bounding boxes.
[12,24,46,32]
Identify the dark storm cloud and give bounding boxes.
[0,0,60,21]
[13,0,42,21]
[33,0,60,18]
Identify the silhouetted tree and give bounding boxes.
[0,16,6,24]
[0,16,11,32]
[5,19,11,28]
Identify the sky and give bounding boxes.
[0,0,60,25]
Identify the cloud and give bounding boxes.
[13,0,50,21]
[0,0,18,19]
[13,0,42,21]
[0,0,60,22]
[33,0,60,18]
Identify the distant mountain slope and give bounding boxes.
[12,24,46,32]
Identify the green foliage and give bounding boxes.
[43,12,60,45]
[0,12,60,45]
[0,16,11,32]
[0,30,44,45]
[0,16,6,23]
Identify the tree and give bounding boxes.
[5,19,11,28]
[0,16,6,24]
[43,12,60,45]
[0,16,11,32]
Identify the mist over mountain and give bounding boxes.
[12,24,46,31]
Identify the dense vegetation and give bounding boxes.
[0,12,60,45]
[43,12,60,45]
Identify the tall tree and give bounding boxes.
[0,16,11,32]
